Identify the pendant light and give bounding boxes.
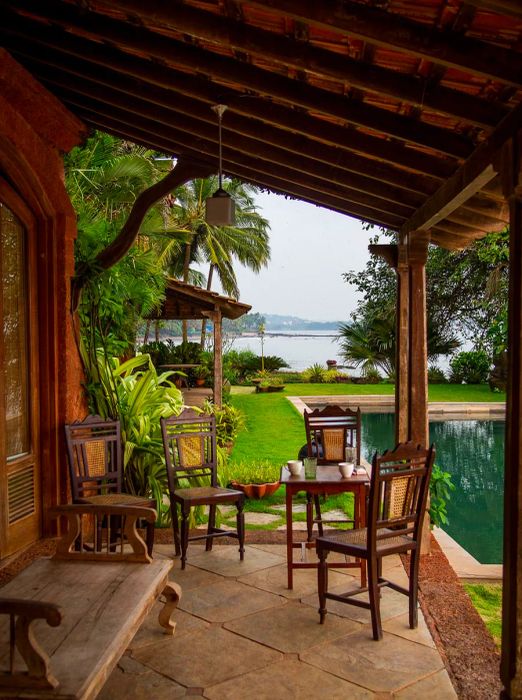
[205,104,235,226]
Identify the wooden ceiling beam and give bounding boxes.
[463,0,522,20]
[13,49,440,199]
[2,0,505,128]
[71,107,404,230]
[247,0,522,86]
[402,100,522,236]
[8,43,463,176]
[51,86,414,219]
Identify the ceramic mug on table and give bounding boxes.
[339,462,355,478]
[287,460,302,476]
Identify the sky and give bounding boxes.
[207,190,375,322]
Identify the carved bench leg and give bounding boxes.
[158,582,182,636]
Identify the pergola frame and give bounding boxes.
[1,1,522,694]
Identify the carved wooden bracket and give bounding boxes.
[0,598,62,690]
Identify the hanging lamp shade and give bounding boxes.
[205,104,235,226]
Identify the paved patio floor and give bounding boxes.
[99,543,457,699]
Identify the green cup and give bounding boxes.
[304,457,317,479]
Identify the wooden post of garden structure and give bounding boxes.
[212,309,223,409]
[500,131,522,700]
[395,242,410,443]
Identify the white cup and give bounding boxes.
[339,462,354,478]
[287,460,302,476]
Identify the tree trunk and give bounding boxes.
[143,319,152,345]
[200,264,215,348]
[155,320,160,342]
[181,242,192,343]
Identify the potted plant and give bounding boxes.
[194,364,209,387]
[254,372,285,393]
[223,460,281,499]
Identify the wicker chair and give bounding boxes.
[303,405,362,538]
[160,409,245,569]
[64,415,156,555]
[316,441,435,640]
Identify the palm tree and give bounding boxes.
[338,311,460,377]
[162,177,270,344]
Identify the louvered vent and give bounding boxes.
[8,466,35,524]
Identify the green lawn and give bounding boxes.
[231,382,505,402]
[464,583,502,648]
[224,382,505,529]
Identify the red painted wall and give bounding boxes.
[0,50,88,537]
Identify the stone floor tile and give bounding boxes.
[178,579,285,622]
[249,543,288,557]
[301,584,409,624]
[224,600,361,653]
[128,602,209,650]
[301,627,443,692]
[320,509,351,521]
[243,512,281,525]
[382,612,436,648]
[98,654,186,700]
[168,562,225,590]
[188,544,285,576]
[132,626,282,687]
[395,669,457,698]
[276,522,310,531]
[204,657,374,700]
[238,562,357,600]
[273,503,307,513]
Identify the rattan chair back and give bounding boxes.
[65,415,122,499]
[304,405,361,464]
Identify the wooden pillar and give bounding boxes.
[395,243,410,443]
[212,309,223,408]
[500,132,522,700]
[408,232,430,447]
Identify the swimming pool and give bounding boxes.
[360,413,505,564]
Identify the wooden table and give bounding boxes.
[280,465,370,590]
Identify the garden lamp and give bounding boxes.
[205,104,235,226]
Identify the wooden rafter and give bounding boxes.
[464,0,522,19]
[1,0,506,127]
[247,0,522,86]
[402,100,522,236]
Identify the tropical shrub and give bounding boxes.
[450,350,490,384]
[139,339,179,367]
[428,365,447,383]
[362,367,381,383]
[429,464,456,527]
[85,352,184,525]
[200,399,245,448]
[303,363,327,383]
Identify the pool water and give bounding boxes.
[360,413,505,564]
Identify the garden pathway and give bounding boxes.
[99,543,457,699]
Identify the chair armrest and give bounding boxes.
[50,505,156,563]
[0,598,62,690]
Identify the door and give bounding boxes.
[0,197,40,558]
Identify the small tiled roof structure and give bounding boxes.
[2,0,520,249]
[150,278,251,321]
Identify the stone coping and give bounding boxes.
[287,395,505,418]
[433,527,502,582]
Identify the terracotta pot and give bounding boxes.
[195,378,206,387]
[230,480,281,499]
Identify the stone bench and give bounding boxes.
[0,504,181,699]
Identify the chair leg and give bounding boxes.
[180,506,190,570]
[236,500,245,561]
[314,494,324,536]
[171,501,181,557]
[306,493,314,542]
[368,554,383,641]
[318,548,329,624]
[206,504,216,551]
[409,548,420,629]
